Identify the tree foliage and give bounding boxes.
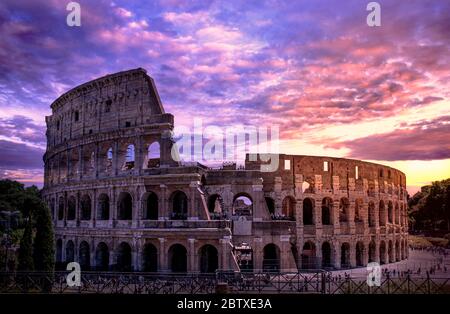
[409,178,450,232]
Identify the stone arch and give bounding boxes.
[356,241,365,267]
[97,193,110,220]
[80,194,92,221]
[170,191,188,220]
[282,196,296,219]
[118,192,133,220]
[95,242,109,271]
[395,202,399,224]
[79,241,90,270]
[143,242,158,272]
[301,241,316,269]
[263,243,280,272]
[369,240,376,263]
[232,193,253,216]
[388,201,393,224]
[65,240,75,263]
[379,200,386,226]
[321,241,332,268]
[116,242,132,272]
[354,199,363,223]
[264,197,275,215]
[58,197,64,220]
[168,244,187,273]
[302,198,314,225]
[199,244,219,273]
[368,201,376,227]
[321,197,333,225]
[341,242,350,268]
[124,144,135,170]
[339,198,349,222]
[395,239,400,261]
[145,141,160,168]
[67,196,76,220]
[56,239,63,263]
[379,241,387,264]
[144,191,158,220]
[208,194,224,215]
[388,240,394,263]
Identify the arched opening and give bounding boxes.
[379,200,386,226]
[116,242,132,272]
[301,241,316,269]
[356,242,365,267]
[339,198,349,222]
[321,197,333,225]
[388,240,394,263]
[282,196,296,220]
[199,244,219,273]
[322,242,332,268]
[118,192,132,220]
[56,239,63,266]
[302,198,314,225]
[67,196,76,220]
[143,243,158,272]
[97,194,110,220]
[79,241,90,271]
[232,194,253,216]
[368,201,376,227]
[388,201,393,224]
[169,244,187,273]
[395,203,399,224]
[95,242,109,271]
[379,241,386,265]
[263,243,280,272]
[171,191,188,220]
[80,195,91,220]
[58,197,64,220]
[354,199,363,223]
[369,241,376,263]
[265,197,275,215]
[145,192,158,220]
[395,240,400,261]
[65,240,75,263]
[123,144,135,170]
[146,142,160,168]
[208,194,223,218]
[341,243,350,268]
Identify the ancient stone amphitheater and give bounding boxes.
[42,68,408,273]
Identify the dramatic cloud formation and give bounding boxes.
[0,0,449,192]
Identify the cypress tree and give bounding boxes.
[18,219,34,271]
[33,201,55,272]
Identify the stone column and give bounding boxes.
[78,145,83,180]
[189,182,199,220]
[94,143,99,178]
[159,184,168,220]
[132,187,140,228]
[93,189,97,227]
[113,140,119,176]
[253,237,263,271]
[135,136,143,176]
[188,238,196,272]
[349,242,356,267]
[334,240,341,269]
[158,238,167,272]
[374,240,380,264]
[333,199,340,234]
[220,237,231,270]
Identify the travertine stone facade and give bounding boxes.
[42,68,408,273]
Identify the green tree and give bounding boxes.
[33,200,55,272]
[17,219,34,271]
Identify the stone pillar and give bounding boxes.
[253,237,263,271]
[315,198,322,229]
[159,184,168,220]
[189,181,199,220]
[252,182,269,221]
[94,143,99,178]
[93,189,97,227]
[78,145,83,180]
[333,199,340,234]
[158,238,167,271]
[315,240,322,269]
[188,238,197,272]
[349,200,356,231]
[113,140,119,176]
[334,240,341,269]
[363,241,369,265]
[135,136,143,176]
[132,187,140,228]
[220,237,231,270]
[349,242,356,267]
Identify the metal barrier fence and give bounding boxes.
[0,271,449,294]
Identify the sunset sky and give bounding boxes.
[0,0,449,195]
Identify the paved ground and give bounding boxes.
[330,248,450,279]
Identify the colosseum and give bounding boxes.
[42,68,409,273]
